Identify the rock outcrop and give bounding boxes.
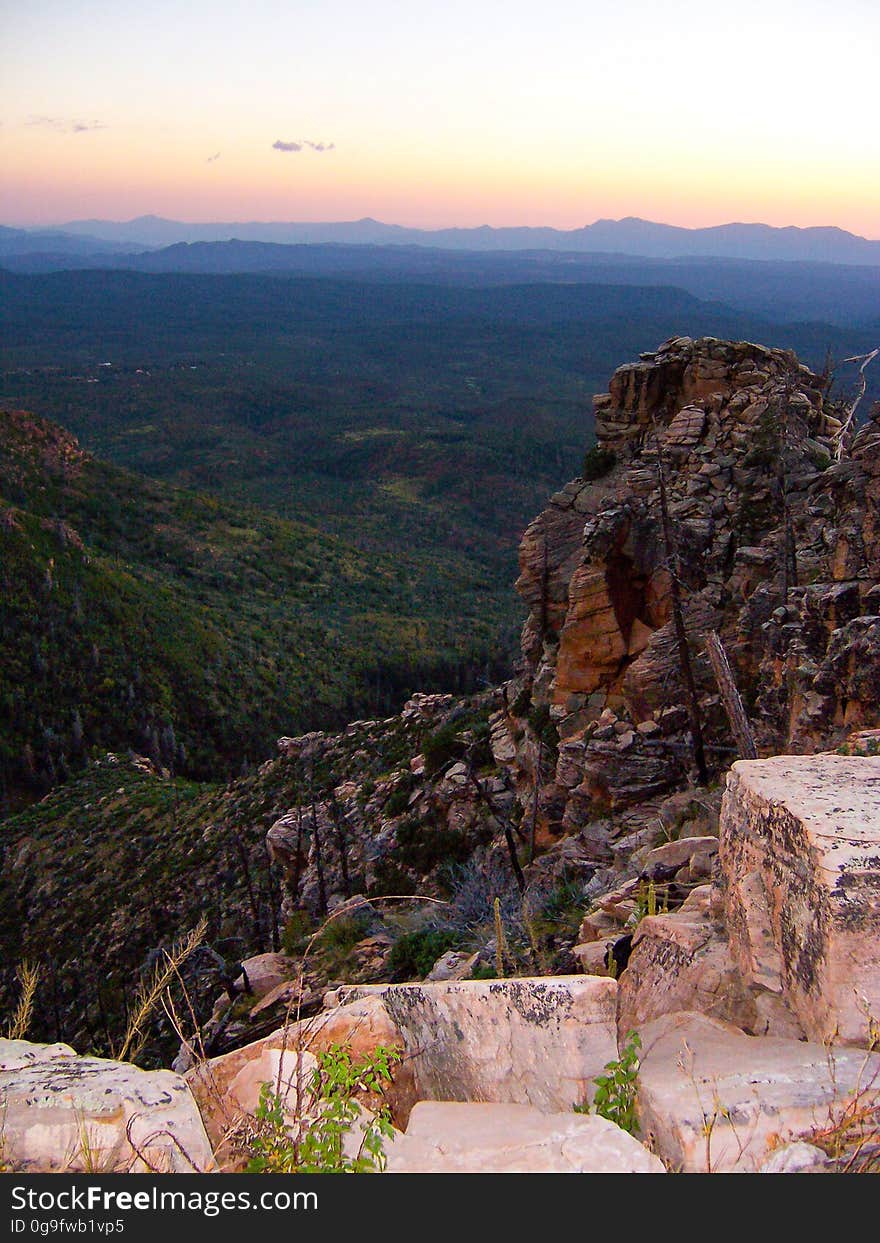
[513,336,880,845]
[0,1039,214,1173]
[191,974,617,1168]
[720,753,880,1046]
[323,976,618,1114]
[385,1101,665,1173]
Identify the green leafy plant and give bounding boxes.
[590,1030,641,1134]
[387,927,460,980]
[246,1044,402,1174]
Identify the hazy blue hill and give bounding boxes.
[48,213,880,265]
[0,225,144,258]
[4,240,878,329]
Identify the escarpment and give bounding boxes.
[510,335,880,846]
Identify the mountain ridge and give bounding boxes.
[12,214,880,265]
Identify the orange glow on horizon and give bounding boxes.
[1,93,877,238]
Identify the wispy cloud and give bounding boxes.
[27,115,106,134]
[207,151,221,163]
[272,138,335,153]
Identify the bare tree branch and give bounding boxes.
[835,348,880,460]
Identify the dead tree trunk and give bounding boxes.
[308,761,328,917]
[705,631,757,760]
[776,381,798,602]
[655,435,709,785]
[230,826,263,948]
[329,790,352,898]
[465,764,526,894]
[538,535,550,643]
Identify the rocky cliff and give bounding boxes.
[509,335,880,842]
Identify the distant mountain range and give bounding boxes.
[5,214,880,265]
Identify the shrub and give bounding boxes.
[246,1044,402,1173]
[510,686,532,718]
[384,772,416,817]
[527,702,559,761]
[422,721,466,775]
[394,815,470,873]
[582,446,616,481]
[368,858,416,898]
[281,910,313,955]
[387,928,460,980]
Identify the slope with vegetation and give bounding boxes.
[0,408,508,805]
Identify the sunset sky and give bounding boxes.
[2,0,878,235]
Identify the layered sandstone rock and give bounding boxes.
[513,335,880,847]
[720,753,880,1046]
[0,1039,214,1173]
[616,886,802,1040]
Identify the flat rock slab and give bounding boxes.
[636,1012,880,1172]
[720,754,880,1045]
[385,1101,665,1173]
[325,976,618,1113]
[0,1039,215,1173]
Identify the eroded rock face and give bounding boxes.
[720,753,880,1046]
[385,1101,665,1173]
[323,976,617,1114]
[266,691,507,920]
[635,1012,880,1172]
[0,1039,214,1173]
[513,335,880,844]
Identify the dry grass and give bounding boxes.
[115,917,207,1063]
[4,961,40,1041]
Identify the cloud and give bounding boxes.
[207,151,221,163]
[27,115,105,133]
[272,138,335,153]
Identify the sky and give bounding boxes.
[1,0,878,235]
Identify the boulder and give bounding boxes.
[759,1141,831,1174]
[226,1045,318,1119]
[720,754,880,1046]
[325,976,618,1114]
[573,940,614,976]
[384,1101,665,1173]
[616,886,802,1040]
[640,836,717,881]
[425,949,479,981]
[0,1039,214,1173]
[235,952,298,1000]
[635,1012,880,1172]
